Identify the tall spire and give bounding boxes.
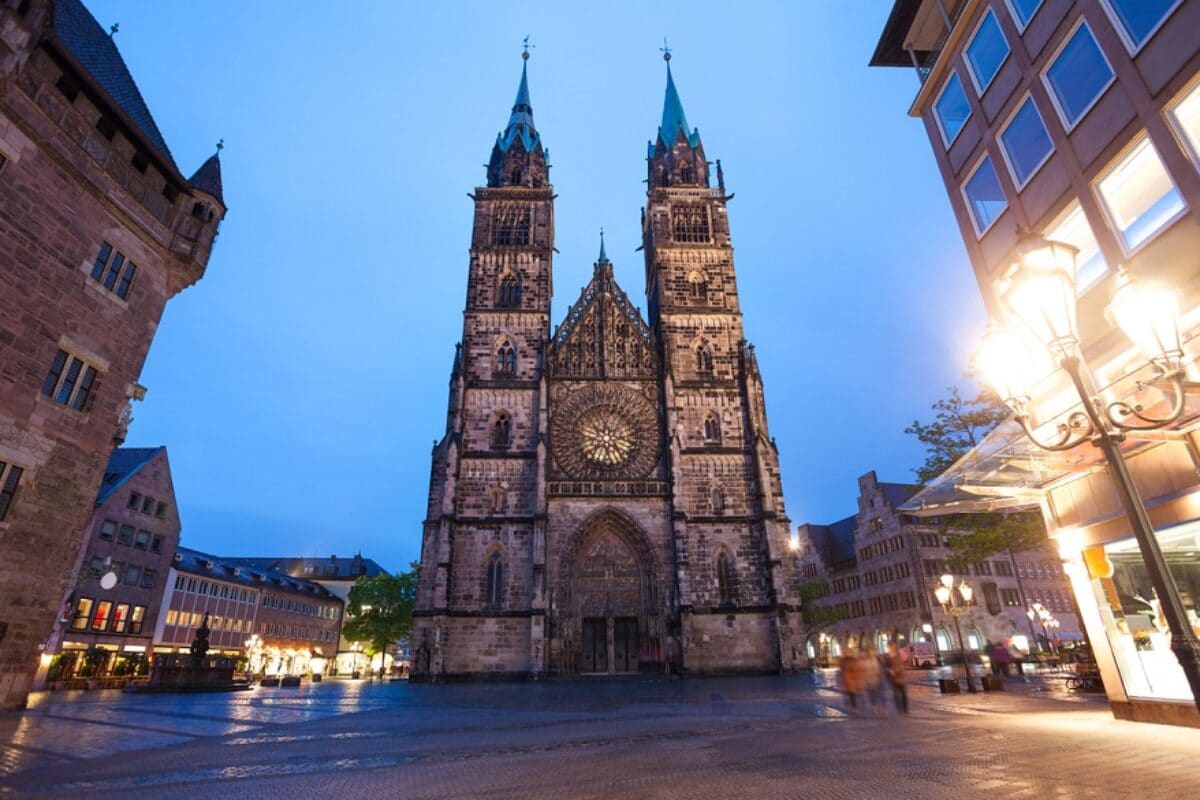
[598,228,608,264]
[657,50,700,149]
[497,54,540,154]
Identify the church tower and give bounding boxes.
[642,53,805,672]
[413,52,553,678]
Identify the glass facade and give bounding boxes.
[1081,521,1200,702]
[1096,137,1186,252]
[999,96,1053,187]
[965,10,1009,93]
[934,72,971,146]
[1043,22,1114,130]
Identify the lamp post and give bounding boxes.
[934,574,977,693]
[978,231,1200,712]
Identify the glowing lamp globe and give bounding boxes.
[959,581,973,604]
[976,325,1049,407]
[934,585,952,606]
[1107,270,1184,370]
[997,235,1080,358]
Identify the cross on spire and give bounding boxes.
[522,35,535,61]
[216,138,224,153]
[660,37,671,62]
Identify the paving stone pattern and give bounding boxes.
[0,673,1197,798]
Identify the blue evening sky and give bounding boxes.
[91,1,984,572]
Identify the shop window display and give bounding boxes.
[1083,521,1200,701]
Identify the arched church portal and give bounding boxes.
[556,511,660,675]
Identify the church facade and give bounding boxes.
[412,53,804,679]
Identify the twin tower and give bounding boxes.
[411,53,805,679]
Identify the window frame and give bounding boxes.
[1040,19,1116,133]
[1098,0,1183,55]
[1044,201,1110,294]
[960,153,1009,237]
[1092,134,1189,256]
[933,70,972,149]
[1165,74,1200,171]
[963,8,1011,96]
[41,349,100,412]
[998,94,1055,190]
[1004,0,1044,32]
[0,461,23,522]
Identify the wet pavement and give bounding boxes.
[0,671,1195,799]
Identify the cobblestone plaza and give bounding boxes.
[2,674,1197,798]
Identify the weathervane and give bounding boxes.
[522,35,535,61]
[216,138,224,153]
[660,37,671,62]
[109,22,119,38]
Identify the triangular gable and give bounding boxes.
[549,263,656,379]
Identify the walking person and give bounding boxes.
[863,646,885,715]
[839,647,865,716]
[883,642,908,714]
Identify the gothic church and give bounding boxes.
[412,52,804,678]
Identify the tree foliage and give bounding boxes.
[342,563,419,668]
[798,579,845,632]
[907,382,1049,565]
[943,513,1049,571]
[904,384,1010,486]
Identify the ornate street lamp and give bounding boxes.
[980,231,1200,712]
[934,574,977,693]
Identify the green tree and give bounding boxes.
[798,579,845,663]
[904,384,1010,485]
[342,563,419,676]
[906,382,1050,566]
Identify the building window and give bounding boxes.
[964,9,1009,94]
[41,349,100,411]
[111,603,130,633]
[703,413,721,444]
[0,461,23,522]
[1100,0,1182,53]
[716,551,735,606]
[491,411,511,450]
[1042,22,1114,131]
[671,204,711,243]
[123,565,141,586]
[710,486,725,514]
[495,338,517,376]
[155,501,167,519]
[71,598,93,630]
[165,609,178,626]
[1167,79,1200,170]
[141,569,156,589]
[962,155,1007,236]
[999,96,1053,189]
[485,552,503,607]
[497,272,521,307]
[88,242,138,300]
[694,342,714,375]
[1096,136,1186,253]
[0,152,7,173]
[1045,202,1109,293]
[141,496,153,514]
[134,530,150,550]
[492,204,531,246]
[150,535,163,554]
[91,600,113,631]
[995,560,1014,577]
[127,492,141,509]
[687,269,708,301]
[117,525,134,546]
[97,520,117,541]
[933,71,971,147]
[1004,0,1043,31]
[130,605,145,634]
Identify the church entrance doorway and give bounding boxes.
[580,616,639,675]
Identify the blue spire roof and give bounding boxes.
[497,60,541,153]
[598,229,608,263]
[658,63,700,149]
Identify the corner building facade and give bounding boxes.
[413,58,804,679]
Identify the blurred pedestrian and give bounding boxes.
[839,647,865,715]
[863,646,884,714]
[883,642,908,714]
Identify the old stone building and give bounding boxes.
[797,472,1081,663]
[412,53,804,679]
[0,0,224,707]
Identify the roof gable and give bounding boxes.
[548,260,657,379]
[96,446,163,504]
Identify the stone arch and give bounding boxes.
[693,337,714,374]
[482,544,505,608]
[553,508,662,674]
[494,333,517,376]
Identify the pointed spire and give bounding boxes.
[497,50,540,154]
[188,143,224,205]
[597,228,609,264]
[657,49,701,149]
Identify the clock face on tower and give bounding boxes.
[551,384,659,480]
